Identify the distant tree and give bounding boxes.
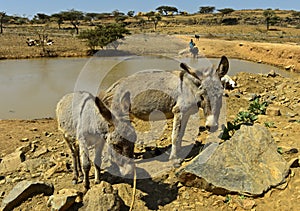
[127,11,135,17]
[112,9,126,23]
[33,25,56,57]
[33,13,50,24]
[263,9,279,30]
[95,13,111,20]
[145,11,155,21]
[218,8,235,16]
[78,23,130,52]
[199,6,215,14]
[0,12,6,34]
[51,13,64,29]
[59,9,84,34]
[12,16,28,25]
[151,13,162,30]
[85,12,100,23]
[156,6,178,15]
[179,11,189,16]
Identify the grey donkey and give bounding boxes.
[101,56,229,163]
[56,91,136,192]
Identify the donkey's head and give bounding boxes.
[95,91,136,176]
[180,56,229,131]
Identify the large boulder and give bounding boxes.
[178,124,290,196]
[1,180,54,211]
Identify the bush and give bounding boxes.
[78,23,130,52]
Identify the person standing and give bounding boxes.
[189,39,195,50]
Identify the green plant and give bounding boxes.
[277,147,283,154]
[234,111,258,125]
[264,121,276,128]
[224,194,232,203]
[221,96,268,141]
[248,98,268,115]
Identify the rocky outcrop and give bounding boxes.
[178,124,290,196]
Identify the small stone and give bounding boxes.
[20,138,29,142]
[267,70,278,77]
[266,107,281,116]
[0,151,26,174]
[33,146,48,158]
[47,188,80,211]
[44,132,53,137]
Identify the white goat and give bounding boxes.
[102,56,229,163]
[221,75,236,90]
[56,91,136,192]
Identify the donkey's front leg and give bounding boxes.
[170,106,182,160]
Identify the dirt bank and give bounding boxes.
[179,35,300,73]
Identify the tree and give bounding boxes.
[0,12,6,34]
[78,23,130,52]
[263,9,280,30]
[156,6,178,15]
[112,9,126,23]
[218,8,235,16]
[32,13,50,24]
[199,6,215,14]
[145,11,155,21]
[59,9,84,34]
[127,11,135,17]
[151,14,162,30]
[85,12,100,25]
[51,13,64,29]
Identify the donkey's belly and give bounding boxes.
[130,89,176,121]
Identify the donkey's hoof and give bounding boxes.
[171,158,182,168]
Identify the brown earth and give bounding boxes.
[0,36,300,210]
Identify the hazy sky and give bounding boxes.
[1,0,299,17]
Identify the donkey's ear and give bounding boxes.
[180,63,201,80]
[95,96,114,125]
[120,91,131,113]
[216,56,229,78]
[180,63,192,72]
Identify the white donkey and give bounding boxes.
[101,56,229,162]
[56,91,136,192]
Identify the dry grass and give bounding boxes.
[0,9,299,59]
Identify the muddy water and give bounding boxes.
[0,56,295,119]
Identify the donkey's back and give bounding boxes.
[103,70,198,120]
